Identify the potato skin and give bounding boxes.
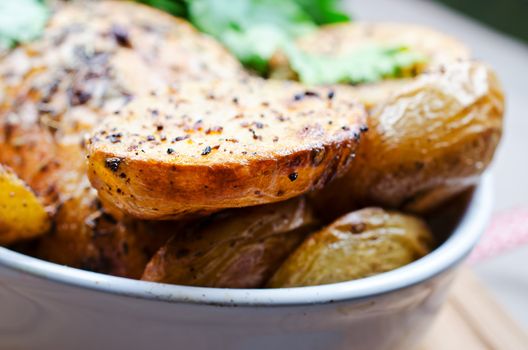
[0,166,51,245]
[36,188,176,279]
[312,61,504,220]
[267,208,433,288]
[142,197,318,288]
[87,79,367,220]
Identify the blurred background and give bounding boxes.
[347,0,528,328]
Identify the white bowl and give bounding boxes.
[0,175,492,350]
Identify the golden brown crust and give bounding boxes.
[142,197,317,288]
[87,78,367,219]
[267,207,434,287]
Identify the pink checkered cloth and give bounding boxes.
[468,207,528,264]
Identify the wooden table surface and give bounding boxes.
[421,269,528,349]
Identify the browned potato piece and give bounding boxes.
[312,61,503,220]
[267,208,433,288]
[36,187,176,278]
[87,78,367,220]
[0,166,50,245]
[142,197,318,288]
[0,0,244,211]
[0,1,243,276]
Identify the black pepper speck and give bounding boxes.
[105,157,122,172]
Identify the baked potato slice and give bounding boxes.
[0,165,50,245]
[142,197,317,288]
[312,61,503,219]
[87,78,367,220]
[267,207,434,288]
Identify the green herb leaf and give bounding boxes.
[137,0,424,85]
[293,0,350,24]
[0,0,49,49]
[285,44,427,85]
[187,0,316,73]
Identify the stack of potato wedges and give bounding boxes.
[0,1,503,287]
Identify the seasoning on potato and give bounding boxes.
[142,197,318,288]
[267,208,434,288]
[0,165,51,245]
[87,78,367,220]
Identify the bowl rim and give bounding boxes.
[0,174,492,307]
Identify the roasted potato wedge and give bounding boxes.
[312,61,503,219]
[0,165,50,245]
[0,0,244,209]
[0,1,243,275]
[142,197,318,288]
[87,78,367,220]
[267,207,433,288]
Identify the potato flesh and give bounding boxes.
[267,208,434,288]
[142,197,317,288]
[0,166,50,245]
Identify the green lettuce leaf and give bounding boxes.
[0,0,49,49]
